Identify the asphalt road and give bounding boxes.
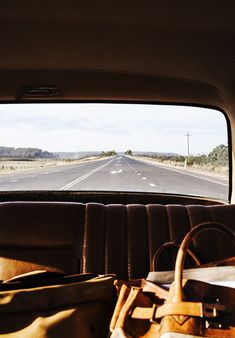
[0,156,229,201]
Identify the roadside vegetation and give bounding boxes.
[0,146,118,174]
[124,150,133,155]
[0,146,55,159]
[100,150,117,157]
[131,144,229,178]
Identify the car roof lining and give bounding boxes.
[0,1,234,113]
[0,71,225,107]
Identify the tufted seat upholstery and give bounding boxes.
[83,203,235,279]
[0,202,234,280]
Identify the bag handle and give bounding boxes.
[152,241,201,271]
[174,222,235,303]
[130,222,235,322]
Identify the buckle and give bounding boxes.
[150,304,158,324]
[202,303,228,318]
[205,320,224,329]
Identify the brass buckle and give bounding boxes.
[205,320,224,329]
[150,304,158,324]
[202,303,228,318]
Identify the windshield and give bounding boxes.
[0,103,229,201]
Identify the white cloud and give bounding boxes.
[0,103,227,154]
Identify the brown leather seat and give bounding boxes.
[82,203,235,279]
[0,202,85,280]
[0,201,234,280]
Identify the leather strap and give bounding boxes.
[151,241,201,271]
[131,301,228,321]
[174,222,235,303]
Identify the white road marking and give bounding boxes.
[142,177,147,180]
[137,173,141,176]
[60,159,115,190]
[163,167,229,186]
[10,179,18,182]
[133,158,229,187]
[149,183,156,187]
[110,169,123,174]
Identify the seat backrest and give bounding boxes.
[0,202,85,280]
[0,201,234,281]
[82,203,235,279]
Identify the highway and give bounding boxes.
[0,156,228,201]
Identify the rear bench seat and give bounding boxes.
[0,202,85,280]
[0,202,234,280]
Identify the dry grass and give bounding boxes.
[0,156,102,175]
[136,156,229,179]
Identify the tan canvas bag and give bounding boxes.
[0,272,116,338]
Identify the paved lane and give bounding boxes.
[0,158,115,191]
[122,156,228,200]
[0,156,229,201]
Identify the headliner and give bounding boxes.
[0,1,234,115]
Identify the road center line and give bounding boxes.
[110,169,123,174]
[60,159,115,190]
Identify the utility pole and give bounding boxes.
[184,131,191,168]
[186,131,190,157]
[74,148,79,160]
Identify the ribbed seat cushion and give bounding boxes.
[0,201,234,280]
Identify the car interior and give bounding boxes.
[0,2,234,336]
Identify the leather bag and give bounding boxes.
[132,222,235,338]
[151,241,201,272]
[109,239,204,338]
[0,271,116,338]
[109,279,168,338]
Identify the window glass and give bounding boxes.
[0,104,228,201]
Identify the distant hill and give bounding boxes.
[53,151,102,160]
[0,146,55,159]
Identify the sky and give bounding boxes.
[0,103,228,155]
